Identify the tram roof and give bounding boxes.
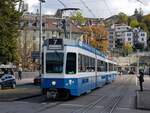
[62,39,107,58]
[44,38,117,64]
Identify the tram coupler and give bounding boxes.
[46,89,58,100]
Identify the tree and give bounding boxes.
[123,43,133,56]
[81,24,109,52]
[117,12,128,24]
[0,0,22,64]
[130,19,139,28]
[70,11,86,25]
[134,8,143,22]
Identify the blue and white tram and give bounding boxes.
[41,39,117,99]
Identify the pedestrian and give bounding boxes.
[149,67,150,76]
[18,67,22,80]
[138,70,144,91]
[10,68,15,76]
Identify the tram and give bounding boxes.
[41,38,117,99]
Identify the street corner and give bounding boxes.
[0,79,41,102]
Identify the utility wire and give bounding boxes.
[136,0,146,5]
[103,0,113,17]
[79,0,96,18]
[56,0,67,8]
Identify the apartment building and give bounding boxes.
[108,24,147,51]
[19,13,83,51]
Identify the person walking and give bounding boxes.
[18,67,22,80]
[138,70,144,91]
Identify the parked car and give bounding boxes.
[0,74,16,90]
[33,76,41,85]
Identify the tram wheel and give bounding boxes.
[0,84,3,90]
[59,90,70,100]
[11,83,16,89]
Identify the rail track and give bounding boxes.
[69,75,133,113]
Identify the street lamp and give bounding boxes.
[39,0,45,75]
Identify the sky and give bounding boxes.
[24,0,150,18]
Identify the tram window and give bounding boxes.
[66,53,76,74]
[97,60,101,72]
[78,54,95,72]
[46,53,63,73]
[109,63,113,71]
[78,54,82,72]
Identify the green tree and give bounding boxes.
[143,14,150,33]
[123,43,133,56]
[70,11,86,25]
[130,19,139,28]
[117,12,128,24]
[134,8,143,22]
[0,0,22,64]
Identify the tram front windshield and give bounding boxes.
[46,52,64,73]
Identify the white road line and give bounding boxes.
[60,103,83,107]
[117,107,132,110]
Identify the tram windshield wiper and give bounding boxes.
[54,50,62,60]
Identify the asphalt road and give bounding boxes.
[0,75,150,113]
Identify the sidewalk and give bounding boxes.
[0,78,41,102]
[136,75,150,110]
[16,78,34,86]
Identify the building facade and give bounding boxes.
[108,24,147,52]
[19,13,83,69]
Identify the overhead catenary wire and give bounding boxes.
[103,0,113,16]
[56,0,67,8]
[79,0,96,18]
[136,0,147,5]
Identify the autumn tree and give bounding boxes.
[81,24,109,53]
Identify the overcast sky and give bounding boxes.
[24,0,150,18]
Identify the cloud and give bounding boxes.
[24,0,150,18]
[24,0,39,12]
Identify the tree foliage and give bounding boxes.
[81,25,109,52]
[70,11,86,25]
[123,43,133,56]
[117,12,128,24]
[0,0,22,64]
[130,19,139,28]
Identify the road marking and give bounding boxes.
[95,105,104,108]
[117,107,132,110]
[60,103,83,107]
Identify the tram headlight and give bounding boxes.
[69,79,74,85]
[52,81,56,86]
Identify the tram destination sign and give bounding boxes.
[48,39,63,50]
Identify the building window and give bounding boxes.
[33,36,36,40]
[141,33,145,36]
[109,32,113,35]
[109,36,113,39]
[128,38,131,41]
[42,36,45,41]
[127,33,131,36]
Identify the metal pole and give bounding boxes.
[69,20,72,40]
[39,1,43,75]
[136,50,140,86]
